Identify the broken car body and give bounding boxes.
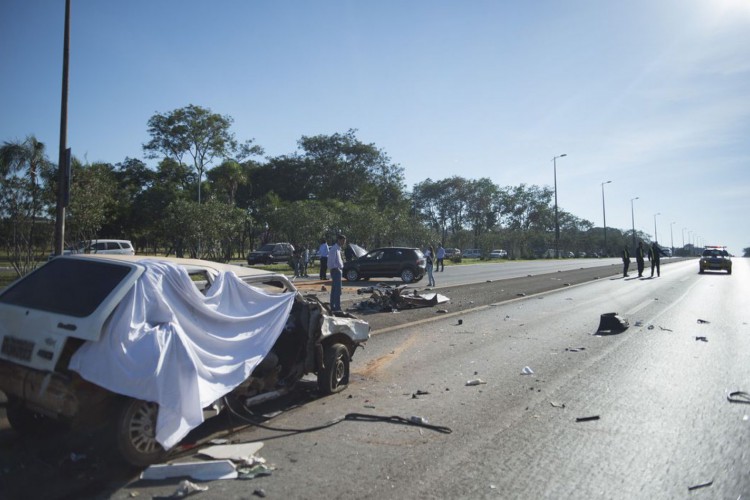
[0,255,369,466]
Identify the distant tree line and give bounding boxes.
[2,104,694,277]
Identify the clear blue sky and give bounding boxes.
[2,0,749,254]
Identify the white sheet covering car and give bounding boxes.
[0,255,369,466]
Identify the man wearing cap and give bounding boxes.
[328,234,346,312]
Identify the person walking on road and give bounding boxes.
[649,241,662,277]
[636,241,646,277]
[318,238,329,281]
[328,234,346,312]
[425,245,436,287]
[622,246,631,277]
[436,244,446,272]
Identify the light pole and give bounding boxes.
[630,197,639,251]
[653,212,661,243]
[553,154,567,258]
[682,227,687,255]
[601,180,612,255]
[688,230,693,255]
[670,222,675,256]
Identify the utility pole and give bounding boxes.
[54,0,71,256]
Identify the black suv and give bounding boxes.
[343,247,426,283]
[247,243,295,265]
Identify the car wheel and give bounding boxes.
[317,343,350,395]
[5,397,67,435]
[728,268,732,275]
[699,268,704,274]
[345,269,360,281]
[400,268,416,283]
[116,398,166,467]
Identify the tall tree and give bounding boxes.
[143,104,263,204]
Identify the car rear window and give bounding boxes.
[0,258,132,317]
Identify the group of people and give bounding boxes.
[291,245,310,279]
[622,241,666,278]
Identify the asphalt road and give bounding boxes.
[3,257,748,499]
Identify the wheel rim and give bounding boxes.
[127,402,160,455]
[346,270,358,281]
[333,353,346,387]
[402,269,414,282]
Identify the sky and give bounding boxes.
[2,0,749,254]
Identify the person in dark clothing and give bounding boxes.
[636,241,645,277]
[649,241,662,277]
[622,246,631,277]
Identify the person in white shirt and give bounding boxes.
[318,238,329,280]
[327,234,346,312]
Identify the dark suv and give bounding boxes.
[247,243,295,265]
[343,247,426,283]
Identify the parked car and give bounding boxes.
[488,249,508,259]
[0,254,369,466]
[699,245,732,274]
[462,249,482,259]
[247,242,294,265]
[343,247,426,283]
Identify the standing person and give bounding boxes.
[301,245,309,277]
[622,246,631,277]
[636,241,645,277]
[318,238,329,280]
[436,243,446,272]
[328,234,346,312]
[291,246,302,279]
[649,241,662,277]
[425,245,436,287]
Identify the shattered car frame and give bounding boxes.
[0,255,369,466]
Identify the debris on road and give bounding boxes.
[647,325,655,330]
[565,347,586,352]
[695,336,708,342]
[466,378,487,386]
[659,326,673,332]
[727,391,750,404]
[141,460,238,481]
[697,319,710,324]
[253,488,267,497]
[155,480,208,498]
[687,479,713,491]
[521,366,534,375]
[575,415,600,422]
[355,284,449,312]
[550,401,566,408]
[596,312,629,334]
[198,443,265,464]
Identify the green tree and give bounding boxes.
[0,136,52,274]
[143,104,263,204]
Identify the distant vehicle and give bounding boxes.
[444,248,461,258]
[699,246,732,274]
[488,249,508,259]
[343,247,426,283]
[247,242,294,265]
[462,249,482,259]
[51,240,135,258]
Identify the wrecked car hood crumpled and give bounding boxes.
[68,260,295,449]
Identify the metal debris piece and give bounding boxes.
[521,366,534,375]
[437,309,448,314]
[659,326,673,332]
[157,480,209,498]
[516,293,526,297]
[695,336,708,342]
[565,347,586,352]
[727,391,750,404]
[687,479,713,491]
[697,319,710,324]
[140,460,237,481]
[575,415,600,422]
[550,401,566,408]
[465,379,486,386]
[647,325,655,330]
[253,488,267,497]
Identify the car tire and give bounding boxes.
[728,268,732,275]
[317,343,350,395]
[345,269,360,281]
[115,398,166,467]
[400,268,416,283]
[5,397,67,435]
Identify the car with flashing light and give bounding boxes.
[343,247,426,283]
[0,254,369,466]
[699,246,732,274]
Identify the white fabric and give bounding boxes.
[69,260,295,449]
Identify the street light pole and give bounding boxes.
[688,230,693,255]
[630,197,639,251]
[601,180,612,256]
[553,154,567,259]
[653,212,661,242]
[682,227,687,254]
[670,222,675,256]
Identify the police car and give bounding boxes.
[698,245,732,275]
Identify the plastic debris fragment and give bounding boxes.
[465,379,486,386]
[521,366,534,375]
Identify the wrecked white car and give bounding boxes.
[0,255,369,466]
